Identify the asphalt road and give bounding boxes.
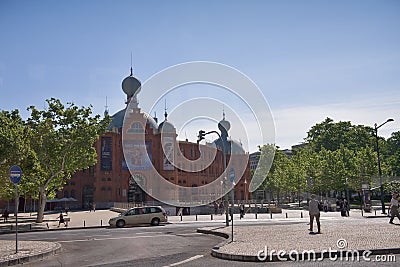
[1,221,399,267]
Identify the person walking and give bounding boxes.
[323,199,328,212]
[57,212,65,227]
[3,208,9,223]
[308,194,321,234]
[389,193,400,224]
[239,202,245,219]
[343,199,350,216]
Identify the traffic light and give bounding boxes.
[197,130,206,143]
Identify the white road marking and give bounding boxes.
[164,255,204,267]
[135,231,162,235]
[58,234,170,243]
[83,234,112,238]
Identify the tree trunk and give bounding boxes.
[36,187,47,223]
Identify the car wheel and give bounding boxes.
[116,220,125,228]
[151,218,160,226]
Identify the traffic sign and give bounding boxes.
[9,165,22,184]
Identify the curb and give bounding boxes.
[0,242,61,267]
[0,225,109,235]
[199,228,400,262]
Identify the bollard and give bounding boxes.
[361,209,363,217]
[301,212,303,218]
[270,212,272,219]
[286,213,288,218]
[180,214,183,221]
[84,220,86,228]
[101,220,103,226]
[255,212,257,219]
[374,210,376,216]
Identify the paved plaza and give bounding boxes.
[1,208,399,265]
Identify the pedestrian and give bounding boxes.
[336,198,342,212]
[213,202,218,215]
[3,208,9,223]
[389,193,400,224]
[93,202,96,212]
[239,202,245,219]
[57,212,65,227]
[343,199,350,216]
[89,202,93,212]
[308,194,321,234]
[323,199,328,212]
[219,202,224,215]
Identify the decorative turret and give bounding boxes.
[122,67,141,105]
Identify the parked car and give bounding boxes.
[109,206,168,227]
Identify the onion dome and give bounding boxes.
[122,67,141,98]
[218,112,231,133]
[158,110,175,133]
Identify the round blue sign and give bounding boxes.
[9,165,22,184]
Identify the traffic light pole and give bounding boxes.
[198,130,229,226]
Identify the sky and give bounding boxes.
[0,0,399,152]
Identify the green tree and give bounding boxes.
[0,110,35,204]
[387,131,400,177]
[24,98,109,222]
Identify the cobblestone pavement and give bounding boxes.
[0,240,60,266]
[201,215,400,261]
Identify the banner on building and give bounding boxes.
[163,137,174,170]
[123,140,152,170]
[100,136,112,171]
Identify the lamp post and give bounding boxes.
[198,130,229,226]
[374,118,394,214]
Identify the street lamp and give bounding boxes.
[198,130,229,226]
[374,118,394,214]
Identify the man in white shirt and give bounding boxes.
[309,194,321,233]
[389,193,400,224]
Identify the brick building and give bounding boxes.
[59,68,251,209]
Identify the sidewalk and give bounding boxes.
[200,212,400,262]
[1,208,397,265]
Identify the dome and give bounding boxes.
[158,120,175,133]
[122,75,141,97]
[218,119,231,133]
[107,109,158,130]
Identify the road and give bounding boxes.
[1,221,399,266]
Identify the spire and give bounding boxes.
[104,96,109,117]
[164,99,168,121]
[130,52,133,76]
[222,105,226,120]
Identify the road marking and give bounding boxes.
[164,255,204,267]
[58,234,170,243]
[83,234,112,238]
[135,231,163,235]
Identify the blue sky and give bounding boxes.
[1,0,399,151]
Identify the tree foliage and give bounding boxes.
[0,99,110,222]
[258,117,399,200]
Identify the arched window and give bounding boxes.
[127,122,144,133]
